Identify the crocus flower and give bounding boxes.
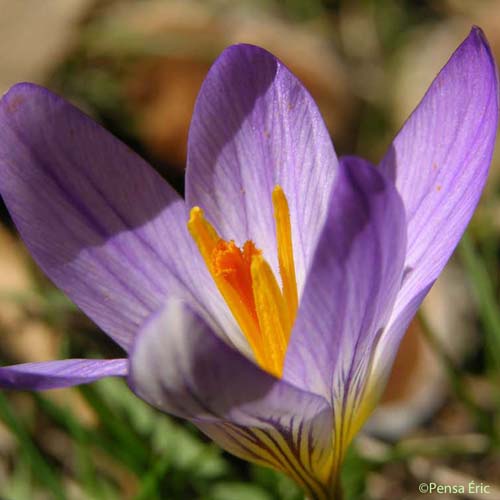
[0,27,497,499]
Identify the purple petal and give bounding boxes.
[0,358,127,390]
[0,84,239,352]
[195,418,333,498]
[376,27,498,376]
[283,157,407,409]
[186,44,338,291]
[129,299,329,423]
[128,299,334,492]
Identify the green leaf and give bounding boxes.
[208,482,274,500]
[94,377,229,479]
[250,466,303,500]
[78,383,149,473]
[0,392,66,500]
[459,233,500,372]
[341,443,368,500]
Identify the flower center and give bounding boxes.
[188,185,298,378]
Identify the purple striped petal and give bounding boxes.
[0,358,127,390]
[0,84,239,352]
[283,157,407,415]
[374,27,498,379]
[186,44,338,291]
[128,299,335,496]
[194,419,334,499]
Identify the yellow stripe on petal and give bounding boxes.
[251,427,329,500]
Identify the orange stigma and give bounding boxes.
[188,186,298,378]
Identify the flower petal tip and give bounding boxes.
[463,26,498,90]
[219,42,277,60]
[1,81,44,106]
[470,25,490,46]
[1,82,28,113]
[0,83,67,129]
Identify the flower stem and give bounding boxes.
[332,477,344,500]
[304,477,343,500]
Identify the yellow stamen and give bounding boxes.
[251,255,289,376]
[272,185,298,329]
[188,209,262,358]
[188,186,298,378]
[187,207,219,261]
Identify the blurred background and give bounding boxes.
[0,0,499,499]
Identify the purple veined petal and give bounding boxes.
[128,298,329,426]
[0,83,242,354]
[128,299,335,496]
[374,27,498,379]
[186,44,338,292]
[283,156,407,432]
[0,358,127,390]
[194,416,334,499]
